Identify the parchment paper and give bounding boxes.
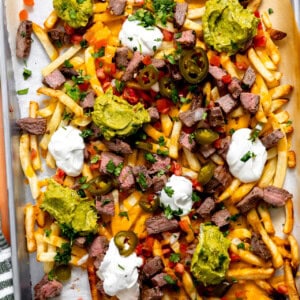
[4,0,300,298]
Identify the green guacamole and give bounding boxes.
[53,0,93,28]
[191,223,230,286]
[92,88,150,140]
[41,179,98,235]
[202,0,259,55]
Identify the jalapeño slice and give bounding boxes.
[137,65,159,89]
[114,231,138,257]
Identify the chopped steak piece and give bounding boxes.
[175,30,196,48]
[208,106,225,127]
[103,139,132,154]
[228,77,243,99]
[240,92,260,114]
[108,0,126,15]
[16,20,33,58]
[99,152,124,175]
[118,165,135,190]
[96,193,115,216]
[215,94,237,114]
[43,69,66,89]
[263,186,292,207]
[132,165,152,191]
[74,236,86,248]
[236,187,264,214]
[170,64,183,81]
[151,59,166,69]
[122,51,144,81]
[89,236,109,257]
[143,256,164,278]
[211,209,231,227]
[179,107,206,127]
[267,28,287,40]
[152,174,168,193]
[242,66,256,89]
[151,273,168,287]
[142,287,163,300]
[34,275,63,300]
[148,106,160,122]
[251,233,272,261]
[199,144,216,159]
[174,2,188,28]
[81,91,95,109]
[197,197,216,218]
[190,94,203,110]
[59,66,78,78]
[179,131,196,151]
[115,46,129,68]
[149,154,171,174]
[217,136,231,159]
[261,129,284,149]
[48,28,70,46]
[16,117,47,135]
[209,65,227,81]
[146,215,179,235]
[205,165,232,193]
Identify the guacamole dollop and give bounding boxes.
[92,88,150,140]
[41,179,98,235]
[53,0,93,28]
[202,0,259,55]
[191,223,230,286]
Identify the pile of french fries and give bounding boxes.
[20,0,300,299]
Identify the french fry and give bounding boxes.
[227,228,252,240]
[231,182,257,204]
[187,7,205,20]
[218,178,241,202]
[269,84,293,99]
[283,199,293,234]
[44,10,58,29]
[24,203,37,252]
[183,19,202,34]
[247,0,262,12]
[284,260,299,300]
[37,100,57,118]
[182,271,203,300]
[265,32,281,65]
[183,148,201,172]
[169,119,182,159]
[46,150,56,169]
[143,124,170,146]
[257,203,275,235]
[258,157,277,188]
[160,113,173,137]
[226,267,274,280]
[288,235,299,269]
[270,99,289,113]
[287,150,296,168]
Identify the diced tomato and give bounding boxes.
[174,263,185,274]
[153,121,162,130]
[168,261,176,268]
[220,298,228,300]
[156,98,173,114]
[135,0,144,6]
[19,9,28,21]
[24,0,34,6]
[170,161,182,176]
[86,143,97,156]
[142,55,152,65]
[94,39,108,49]
[257,21,263,30]
[210,55,221,67]
[135,243,143,256]
[254,10,260,18]
[213,138,222,149]
[191,178,202,192]
[102,81,111,92]
[30,149,37,160]
[122,87,139,104]
[222,74,232,84]
[162,29,173,42]
[162,248,171,255]
[96,68,106,80]
[179,219,190,232]
[179,243,188,254]
[71,34,83,44]
[235,290,246,299]
[277,285,288,295]
[64,23,75,35]
[78,82,90,91]
[235,61,248,70]
[230,252,240,262]
[182,125,196,134]
[137,90,153,103]
[90,161,100,171]
[253,34,267,48]
[103,63,116,75]
[215,125,225,133]
[53,168,65,184]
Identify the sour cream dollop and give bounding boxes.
[160,175,193,216]
[48,126,85,176]
[119,19,163,55]
[226,128,267,183]
[97,239,143,300]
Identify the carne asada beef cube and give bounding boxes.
[215,94,238,114]
[59,66,78,78]
[99,152,124,174]
[16,20,33,58]
[151,273,168,287]
[263,186,292,207]
[89,236,109,258]
[16,117,47,135]
[142,287,163,300]
[132,165,152,190]
[208,106,225,127]
[215,79,227,96]
[103,138,132,154]
[205,165,232,193]
[143,256,164,278]
[149,154,171,174]
[197,197,216,219]
[228,77,243,99]
[118,165,135,190]
[217,136,231,159]
[261,129,284,149]
[108,0,126,15]
[146,215,179,235]
[74,236,87,248]
[179,107,206,127]
[175,30,196,48]
[148,106,160,122]
[122,51,144,81]
[43,69,66,89]
[48,28,70,46]
[211,209,231,227]
[240,92,260,114]
[199,144,216,159]
[81,91,95,109]
[34,275,63,300]
[115,46,129,68]
[94,253,106,269]
[236,187,264,214]
[179,131,196,151]
[174,2,188,28]
[151,59,166,69]
[242,66,256,89]
[251,233,272,261]
[170,64,183,81]
[190,94,203,110]
[152,174,168,193]
[267,28,287,40]
[96,280,106,295]
[208,65,227,81]
[96,193,115,216]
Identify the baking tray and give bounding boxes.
[0,1,299,299]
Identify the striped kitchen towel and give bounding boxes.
[0,231,13,300]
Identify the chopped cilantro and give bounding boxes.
[136,173,148,189]
[163,274,177,285]
[63,111,73,121]
[80,39,89,48]
[64,60,73,68]
[80,128,93,138]
[64,83,81,101]
[237,242,245,249]
[164,54,176,65]
[171,88,179,103]
[249,127,261,142]
[229,128,235,135]
[218,253,228,265]
[92,47,105,58]
[55,242,72,265]
[145,152,157,163]
[227,213,240,222]
[72,70,90,85]
[188,133,195,144]
[22,68,32,80]
[128,9,155,27]
[153,0,176,25]
[163,205,183,219]
[90,155,100,164]
[106,159,123,176]
[45,229,52,237]
[191,191,200,202]
[240,151,256,162]
[78,176,87,184]
[158,136,166,146]
[119,211,129,220]
[59,223,77,242]
[101,199,111,207]
[268,8,274,14]
[169,253,181,263]
[17,88,29,95]
[164,186,174,197]
[115,79,125,93]
[157,149,169,156]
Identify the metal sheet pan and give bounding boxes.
[0,1,299,299]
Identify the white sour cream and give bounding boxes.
[160,175,193,216]
[48,126,85,177]
[97,239,143,300]
[119,19,163,55]
[226,128,267,183]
